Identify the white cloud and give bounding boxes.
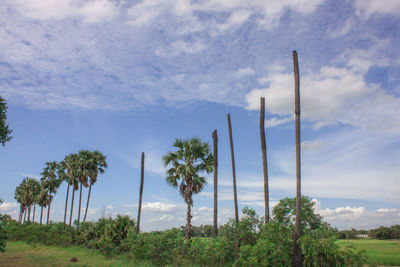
[9,0,116,23]
[237,67,256,77]
[354,0,400,18]
[155,39,206,57]
[142,202,180,213]
[316,203,400,230]
[266,116,293,127]
[0,202,19,213]
[301,140,325,151]
[329,19,353,38]
[105,204,115,210]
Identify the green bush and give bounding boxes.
[188,236,234,265]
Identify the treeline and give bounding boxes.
[338,225,400,240]
[14,150,107,226]
[2,198,367,266]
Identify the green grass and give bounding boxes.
[337,239,400,266]
[0,241,153,267]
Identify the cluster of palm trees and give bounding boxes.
[14,150,107,227]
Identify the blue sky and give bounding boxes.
[1,0,400,231]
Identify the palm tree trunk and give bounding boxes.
[40,206,43,225]
[212,130,218,237]
[260,97,270,223]
[77,182,83,227]
[23,209,26,224]
[64,183,70,226]
[292,50,303,267]
[83,183,92,223]
[136,152,145,234]
[28,205,31,223]
[185,202,192,239]
[33,204,36,223]
[69,187,76,227]
[47,195,51,225]
[227,113,239,260]
[18,205,22,224]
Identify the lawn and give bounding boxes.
[0,241,152,267]
[337,239,400,266]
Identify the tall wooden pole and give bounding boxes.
[260,97,269,223]
[227,113,239,259]
[136,152,145,234]
[292,50,303,267]
[212,130,218,237]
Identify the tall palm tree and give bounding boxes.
[41,161,62,225]
[163,138,213,239]
[136,152,145,234]
[83,150,107,223]
[36,184,50,225]
[30,179,41,223]
[260,97,270,223]
[212,130,218,237]
[76,150,91,226]
[16,178,39,224]
[58,153,79,226]
[14,183,26,224]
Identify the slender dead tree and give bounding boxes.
[227,113,239,259]
[136,152,145,234]
[292,50,303,267]
[212,130,218,237]
[260,97,270,223]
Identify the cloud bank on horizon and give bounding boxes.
[1,0,399,229]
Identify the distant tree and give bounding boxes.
[0,96,12,146]
[163,138,213,239]
[272,196,323,232]
[36,184,50,225]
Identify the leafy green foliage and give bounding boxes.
[0,96,12,146]
[369,225,400,240]
[272,196,323,231]
[0,199,9,252]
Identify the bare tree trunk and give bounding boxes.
[28,205,31,223]
[23,209,26,224]
[227,113,239,259]
[40,206,43,225]
[77,182,83,227]
[69,188,76,227]
[136,152,145,234]
[260,97,270,223]
[83,183,92,222]
[212,130,218,237]
[64,183,70,226]
[18,205,22,224]
[33,204,36,223]
[185,202,192,240]
[47,195,51,225]
[292,50,303,267]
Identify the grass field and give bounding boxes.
[0,241,151,267]
[337,239,400,266]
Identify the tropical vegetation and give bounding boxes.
[0,95,12,146]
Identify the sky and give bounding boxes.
[0,0,400,231]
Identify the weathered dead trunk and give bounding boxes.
[260,97,270,223]
[136,152,145,234]
[227,113,239,259]
[292,50,303,267]
[212,130,218,237]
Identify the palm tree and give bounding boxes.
[76,150,91,226]
[36,184,50,225]
[58,153,79,226]
[212,130,218,236]
[16,178,39,224]
[14,183,26,224]
[163,138,213,239]
[30,179,41,223]
[41,161,62,225]
[83,150,107,223]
